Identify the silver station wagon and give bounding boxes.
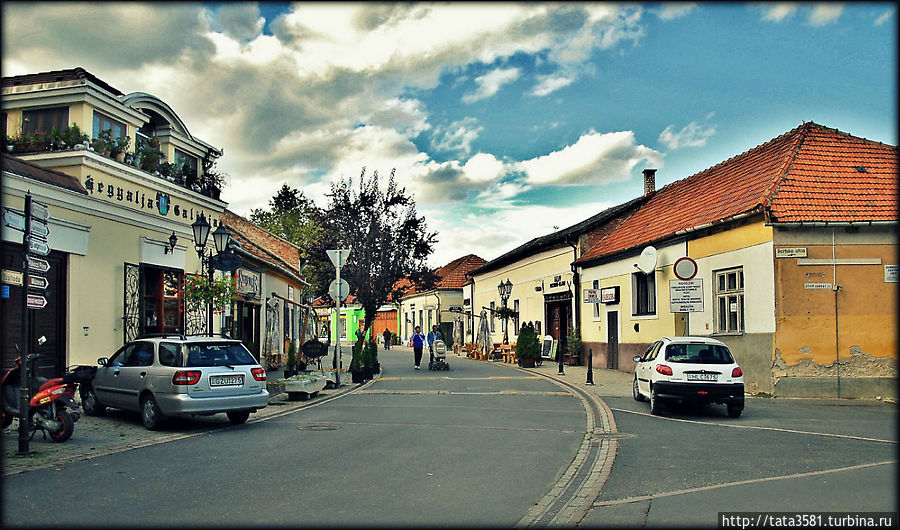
[81,335,269,430]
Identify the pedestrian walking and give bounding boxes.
[411,326,426,369]
[427,325,442,366]
[383,328,391,350]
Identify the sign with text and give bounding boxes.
[600,286,620,304]
[2,269,23,286]
[27,257,51,274]
[583,288,600,304]
[776,247,808,258]
[26,294,47,310]
[236,268,261,299]
[804,283,832,290]
[885,265,898,283]
[669,279,703,313]
[27,276,48,290]
[27,238,50,256]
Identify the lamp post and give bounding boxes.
[191,213,231,335]
[497,278,513,345]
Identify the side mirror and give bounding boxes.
[632,356,642,363]
[98,357,108,366]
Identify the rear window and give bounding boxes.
[185,343,257,367]
[665,343,734,364]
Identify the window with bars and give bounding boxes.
[714,268,744,334]
[631,271,656,316]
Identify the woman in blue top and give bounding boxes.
[411,326,426,370]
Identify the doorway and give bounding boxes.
[546,300,570,362]
[607,311,619,370]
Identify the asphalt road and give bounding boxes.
[2,348,588,527]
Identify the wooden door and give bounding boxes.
[607,311,619,369]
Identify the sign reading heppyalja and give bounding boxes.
[82,176,221,227]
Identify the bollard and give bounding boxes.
[586,348,594,385]
[557,344,565,376]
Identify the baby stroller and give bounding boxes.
[428,339,450,371]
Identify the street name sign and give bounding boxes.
[3,209,26,231]
[26,294,47,310]
[29,219,50,238]
[31,201,50,221]
[27,257,51,274]
[27,238,51,256]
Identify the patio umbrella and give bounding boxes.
[452,316,463,353]
[477,310,491,355]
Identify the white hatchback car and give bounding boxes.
[632,336,744,417]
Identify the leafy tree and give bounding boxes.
[250,185,329,293]
[323,167,438,344]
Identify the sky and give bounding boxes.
[2,2,897,267]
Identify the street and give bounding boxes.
[2,346,897,527]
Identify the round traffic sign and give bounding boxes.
[674,257,698,280]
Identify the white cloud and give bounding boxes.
[656,3,698,21]
[808,4,844,26]
[875,7,896,26]
[462,67,520,103]
[530,76,574,97]
[463,153,507,183]
[515,131,663,186]
[760,3,799,23]
[658,121,717,150]
[432,117,483,155]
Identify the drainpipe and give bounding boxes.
[833,228,841,398]
[567,236,581,363]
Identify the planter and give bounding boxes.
[283,369,296,378]
[520,358,536,368]
[351,370,365,384]
[115,151,126,163]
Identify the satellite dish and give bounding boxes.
[636,246,658,274]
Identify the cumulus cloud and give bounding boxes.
[658,120,717,150]
[530,76,574,97]
[432,117,483,155]
[462,67,521,103]
[515,131,663,186]
[211,3,264,41]
[808,4,844,26]
[655,3,698,20]
[759,3,799,23]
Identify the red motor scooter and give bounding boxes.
[1,343,83,443]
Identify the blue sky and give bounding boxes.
[2,2,896,267]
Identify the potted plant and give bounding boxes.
[200,155,229,200]
[60,124,89,150]
[515,322,541,368]
[349,337,366,383]
[369,336,380,375]
[565,325,582,366]
[91,129,113,156]
[112,134,130,163]
[139,137,162,172]
[284,342,298,378]
[158,162,177,182]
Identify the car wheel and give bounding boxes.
[633,376,646,402]
[80,385,106,416]
[649,386,664,416]
[141,395,164,431]
[727,404,743,418]
[226,411,251,425]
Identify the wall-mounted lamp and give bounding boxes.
[164,231,178,254]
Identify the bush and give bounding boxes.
[516,322,541,361]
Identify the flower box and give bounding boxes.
[283,371,327,401]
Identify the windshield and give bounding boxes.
[185,343,257,367]
[665,343,734,364]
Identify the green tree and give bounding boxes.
[324,167,437,354]
[250,185,329,293]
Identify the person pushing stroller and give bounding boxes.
[427,325,442,366]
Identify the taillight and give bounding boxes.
[656,364,673,376]
[251,367,266,381]
[732,367,743,378]
[173,370,202,385]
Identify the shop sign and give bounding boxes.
[236,268,261,299]
[583,288,600,304]
[670,279,703,313]
[600,286,620,304]
[776,247,807,258]
[885,265,898,283]
[82,176,221,229]
[2,269,23,286]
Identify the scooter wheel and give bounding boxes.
[48,409,74,443]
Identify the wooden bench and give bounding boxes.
[502,343,517,364]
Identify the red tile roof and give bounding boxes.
[399,254,486,297]
[2,155,89,195]
[222,210,302,280]
[577,122,897,265]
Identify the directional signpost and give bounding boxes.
[15,194,52,454]
[326,249,351,386]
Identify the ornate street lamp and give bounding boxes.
[191,213,231,335]
[497,278,513,344]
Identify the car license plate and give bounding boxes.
[209,374,244,387]
[687,373,718,382]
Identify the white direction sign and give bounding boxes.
[31,201,50,221]
[670,279,704,313]
[27,238,51,256]
[27,256,51,273]
[329,279,350,302]
[26,294,48,310]
[29,219,50,238]
[3,208,26,231]
[28,275,49,290]
[326,249,351,270]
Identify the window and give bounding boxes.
[490,301,495,332]
[23,107,68,135]
[159,343,181,367]
[174,149,198,180]
[513,299,520,335]
[715,268,744,334]
[592,279,600,319]
[631,271,656,316]
[92,111,126,142]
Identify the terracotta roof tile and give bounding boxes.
[400,254,486,297]
[576,122,897,265]
[2,154,88,195]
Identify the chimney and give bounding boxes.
[642,168,657,196]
